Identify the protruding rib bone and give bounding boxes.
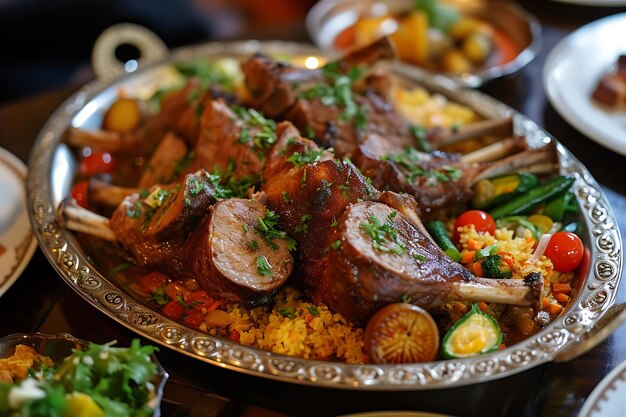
[57,199,116,241]
[473,143,557,182]
[447,276,541,308]
[89,179,138,208]
[460,136,528,164]
[439,117,514,147]
[64,127,152,154]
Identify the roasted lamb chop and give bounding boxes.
[261,123,542,324]
[59,170,293,305]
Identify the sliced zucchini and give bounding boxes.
[472,173,538,210]
[442,303,502,359]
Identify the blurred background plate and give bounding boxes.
[0,147,37,298]
[543,13,626,156]
[306,0,541,87]
[578,359,626,417]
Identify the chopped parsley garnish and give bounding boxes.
[299,63,367,129]
[278,306,296,319]
[255,209,297,251]
[294,214,312,234]
[360,211,406,255]
[307,305,320,316]
[282,191,290,203]
[232,106,277,150]
[126,201,143,218]
[301,168,307,188]
[149,287,170,306]
[248,240,260,251]
[338,184,350,198]
[287,149,324,167]
[330,240,342,250]
[242,224,249,233]
[256,255,273,277]
[401,293,411,303]
[413,253,427,262]
[409,124,432,152]
[330,217,338,228]
[386,148,462,185]
[176,295,191,309]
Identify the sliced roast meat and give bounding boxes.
[186,198,293,305]
[109,170,220,273]
[138,132,188,188]
[319,201,542,325]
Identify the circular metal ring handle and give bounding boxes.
[91,23,168,81]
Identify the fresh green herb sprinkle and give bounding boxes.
[242,224,249,233]
[248,240,260,251]
[307,305,320,316]
[256,255,273,277]
[331,240,342,250]
[401,293,411,303]
[255,209,297,251]
[282,191,290,203]
[278,306,296,319]
[287,149,324,167]
[360,211,406,255]
[413,253,427,262]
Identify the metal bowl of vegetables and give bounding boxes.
[0,333,168,416]
[306,0,542,87]
[25,37,624,390]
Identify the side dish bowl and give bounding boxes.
[26,40,623,390]
[0,332,168,416]
[306,0,542,87]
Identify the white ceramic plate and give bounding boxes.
[543,13,626,156]
[578,359,626,417]
[0,147,37,298]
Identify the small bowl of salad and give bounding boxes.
[0,332,168,417]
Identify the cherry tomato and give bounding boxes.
[162,300,186,320]
[544,231,584,272]
[363,303,439,364]
[187,290,214,306]
[183,308,205,329]
[453,210,496,242]
[71,181,89,208]
[164,281,192,303]
[80,150,116,176]
[138,271,168,294]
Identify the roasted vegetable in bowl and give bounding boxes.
[0,334,166,417]
[333,0,521,75]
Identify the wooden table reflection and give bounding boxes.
[1,1,625,416]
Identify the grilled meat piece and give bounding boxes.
[320,201,542,325]
[109,170,220,273]
[186,198,293,305]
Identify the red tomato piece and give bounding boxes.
[544,231,584,272]
[453,210,496,242]
[164,282,192,303]
[187,290,214,306]
[163,300,186,320]
[71,181,89,209]
[139,271,168,294]
[80,150,116,176]
[229,329,241,343]
[184,308,205,329]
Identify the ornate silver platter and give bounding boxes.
[27,40,624,390]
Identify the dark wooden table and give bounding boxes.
[1,1,626,416]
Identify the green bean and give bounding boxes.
[489,176,575,219]
[425,220,461,262]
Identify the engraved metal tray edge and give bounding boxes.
[26,40,623,390]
